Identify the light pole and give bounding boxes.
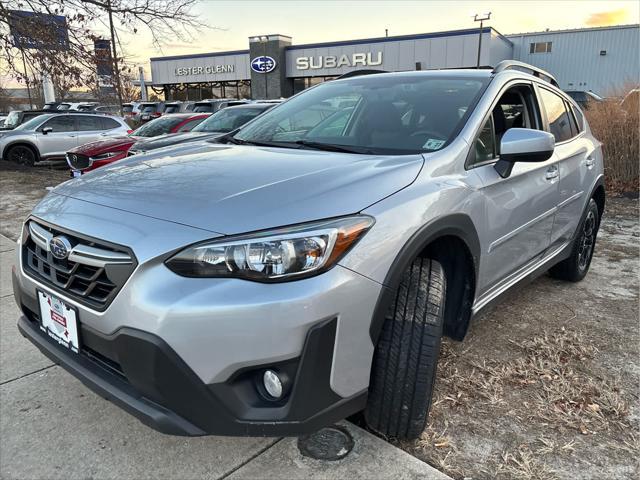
[473,12,491,68]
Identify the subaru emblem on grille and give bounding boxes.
[49,236,72,260]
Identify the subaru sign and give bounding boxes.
[251,56,276,74]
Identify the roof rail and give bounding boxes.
[492,60,558,87]
[336,69,388,79]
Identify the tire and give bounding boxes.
[549,198,599,282]
[365,257,446,440]
[6,145,37,166]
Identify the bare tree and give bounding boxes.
[0,0,208,106]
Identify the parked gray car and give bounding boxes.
[13,61,604,439]
[0,113,130,165]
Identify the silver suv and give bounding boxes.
[0,113,130,165]
[13,61,604,439]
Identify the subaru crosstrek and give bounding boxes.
[13,61,604,439]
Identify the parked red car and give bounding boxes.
[66,113,209,174]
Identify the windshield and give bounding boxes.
[164,105,180,114]
[132,116,186,137]
[192,107,266,133]
[122,104,134,113]
[235,74,488,154]
[14,114,51,131]
[141,104,157,113]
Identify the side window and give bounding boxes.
[40,116,75,132]
[77,116,104,131]
[571,104,585,132]
[564,101,579,137]
[539,88,573,142]
[468,85,539,167]
[100,117,121,130]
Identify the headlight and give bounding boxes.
[165,215,374,281]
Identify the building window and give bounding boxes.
[529,41,552,54]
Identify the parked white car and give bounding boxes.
[0,113,131,165]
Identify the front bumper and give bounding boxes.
[17,305,366,436]
[12,212,381,435]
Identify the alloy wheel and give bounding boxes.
[577,210,596,270]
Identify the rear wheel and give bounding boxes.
[549,198,600,282]
[6,145,37,166]
[365,258,445,440]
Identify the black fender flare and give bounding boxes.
[369,214,481,343]
[2,140,40,161]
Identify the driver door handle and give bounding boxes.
[545,165,559,181]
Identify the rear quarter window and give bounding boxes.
[101,117,122,130]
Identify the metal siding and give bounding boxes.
[284,31,504,77]
[508,26,639,95]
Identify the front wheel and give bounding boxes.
[365,257,445,440]
[549,198,600,282]
[6,145,37,166]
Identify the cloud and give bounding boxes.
[585,8,630,27]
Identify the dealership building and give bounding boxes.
[148,24,639,100]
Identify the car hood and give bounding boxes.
[131,132,221,152]
[51,143,424,235]
[70,136,135,154]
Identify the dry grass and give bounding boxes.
[584,88,639,194]
[401,327,637,479]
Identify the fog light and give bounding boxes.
[263,370,283,399]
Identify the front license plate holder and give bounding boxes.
[37,289,80,353]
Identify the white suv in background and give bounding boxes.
[0,113,131,165]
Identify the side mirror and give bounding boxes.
[494,128,555,178]
[42,127,53,135]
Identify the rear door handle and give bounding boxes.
[545,165,559,181]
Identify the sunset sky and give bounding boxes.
[126,0,639,61]
[2,0,639,87]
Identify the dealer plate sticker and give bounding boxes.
[37,290,80,353]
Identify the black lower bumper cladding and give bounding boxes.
[15,275,366,436]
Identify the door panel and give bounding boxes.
[75,115,107,146]
[474,159,559,297]
[550,137,593,248]
[36,116,78,157]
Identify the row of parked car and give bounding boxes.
[0,101,280,172]
[122,98,282,123]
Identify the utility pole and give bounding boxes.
[473,12,491,68]
[107,0,124,115]
[20,49,33,108]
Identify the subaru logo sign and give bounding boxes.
[49,236,72,260]
[251,56,276,74]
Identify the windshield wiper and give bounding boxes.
[293,140,373,154]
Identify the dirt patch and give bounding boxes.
[397,199,639,479]
[0,160,70,240]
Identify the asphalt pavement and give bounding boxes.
[0,233,450,480]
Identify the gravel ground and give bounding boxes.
[1,160,638,479]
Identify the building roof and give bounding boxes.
[506,23,639,37]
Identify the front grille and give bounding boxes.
[22,220,137,311]
[66,153,91,170]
